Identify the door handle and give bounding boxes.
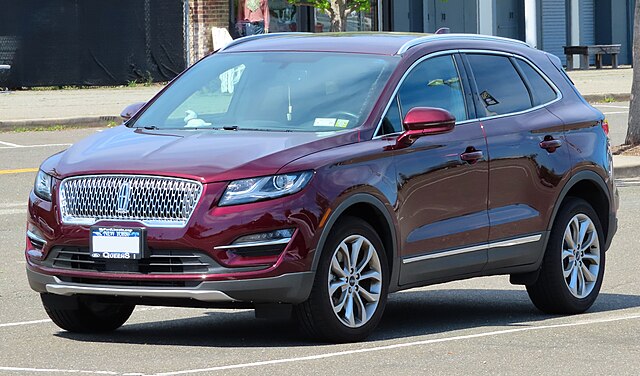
[460,150,483,163]
[540,137,563,152]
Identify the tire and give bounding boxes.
[295,216,389,343]
[526,197,606,314]
[41,294,135,333]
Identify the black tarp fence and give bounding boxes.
[0,0,186,88]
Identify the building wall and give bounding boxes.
[188,0,229,64]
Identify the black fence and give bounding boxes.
[0,0,186,88]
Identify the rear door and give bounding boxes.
[462,52,571,270]
[386,53,490,285]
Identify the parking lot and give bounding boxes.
[1,102,639,375]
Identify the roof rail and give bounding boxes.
[219,32,312,52]
[396,33,531,55]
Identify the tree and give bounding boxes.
[626,0,640,145]
[287,0,371,32]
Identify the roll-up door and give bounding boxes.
[580,0,595,64]
[541,0,567,65]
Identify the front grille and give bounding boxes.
[48,247,213,274]
[59,175,202,227]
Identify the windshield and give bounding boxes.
[130,52,398,131]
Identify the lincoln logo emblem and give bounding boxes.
[116,182,132,214]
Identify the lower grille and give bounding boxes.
[48,247,214,274]
[57,276,200,288]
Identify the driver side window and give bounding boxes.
[398,55,467,122]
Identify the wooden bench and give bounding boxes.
[563,45,621,70]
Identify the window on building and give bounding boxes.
[314,2,379,32]
[466,54,532,116]
[233,0,298,38]
[515,59,557,106]
[398,55,467,122]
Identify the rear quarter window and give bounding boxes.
[514,59,557,106]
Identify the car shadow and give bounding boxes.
[55,289,640,347]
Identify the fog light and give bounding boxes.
[232,228,294,245]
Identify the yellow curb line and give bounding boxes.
[0,168,38,175]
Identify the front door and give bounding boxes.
[390,53,490,285]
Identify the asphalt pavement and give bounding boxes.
[1,120,640,375]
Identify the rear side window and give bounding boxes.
[515,59,557,106]
[467,54,532,116]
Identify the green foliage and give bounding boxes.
[287,0,371,14]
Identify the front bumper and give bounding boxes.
[27,267,314,304]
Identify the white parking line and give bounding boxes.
[597,104,629,109]
[0,307,166,329]
[1,311,639,375]
[155,312,640,375]
[603,111,629,115]
[0,203,26,216]
[0,203,26,208]
[0,319,51,328]
[0,366,121,375]
[0,143,72,149]
[0,141,22,147]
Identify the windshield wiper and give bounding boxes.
[222,125,238,131]
[143,125,159,130]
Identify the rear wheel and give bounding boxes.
[526,198,605,314]
[295,217,389,343]
[41,294,135,333]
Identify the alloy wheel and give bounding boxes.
[561,213,601,299]
[327,234,383,328]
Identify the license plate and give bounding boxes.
[90,227,144,260]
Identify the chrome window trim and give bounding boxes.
[402,234,542,264]
[213,237,291,250]
[396,34,530,55]
[58,174,204,228]
[372,49,562,139]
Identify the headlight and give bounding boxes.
[34,170,54,201]
[219,171,314,206]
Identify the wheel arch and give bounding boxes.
[548,171,612,249]
[312,193,400,291]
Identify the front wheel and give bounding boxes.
[41,294,135,333]
[526,198,605,314]
[295,217,389,343]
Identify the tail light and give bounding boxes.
[602,119,610,136]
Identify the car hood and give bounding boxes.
[45,126,360,183]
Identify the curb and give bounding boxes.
[614,164,640,179]
[613,155,640,179]
[583,93,630,103]
[0,115,120,132]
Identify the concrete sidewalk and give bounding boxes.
[568,67,632,102]
[0,85,163,129]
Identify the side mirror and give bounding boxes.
[396,107,455,147]
[120,102,146,121]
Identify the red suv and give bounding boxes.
[26,33,618,342]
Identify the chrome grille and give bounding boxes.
[59,175,202,227]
